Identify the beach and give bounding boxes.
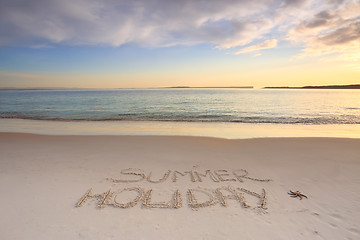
[1,133,359,240]
[2,0,360,239]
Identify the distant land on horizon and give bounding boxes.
[167,86,254,89]
[264,84,360,89]
[0,87,96,91]
[0,86,254,90]
[2,84,360,90]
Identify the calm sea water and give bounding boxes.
[0,89,359,124]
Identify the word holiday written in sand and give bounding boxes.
[76,168,271,211]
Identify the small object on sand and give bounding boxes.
[288,190,308,200]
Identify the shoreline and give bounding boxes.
[0,133,359,239]
[1,118,360,139]
[2,131,360,140]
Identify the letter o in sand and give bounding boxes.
[113,187,143,208]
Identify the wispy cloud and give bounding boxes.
[0,0,298,49]
[235,39,278,54]
[29,44,54,49]
[0,0,359,63]
[288,0,360,67]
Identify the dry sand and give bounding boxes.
[0,133,359,239]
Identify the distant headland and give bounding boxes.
[264,84,360,89]
[167,86,253,89]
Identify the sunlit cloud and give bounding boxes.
[0,0,298,49]
[289,0,360,65]
[0,0,359,63]
[235,39,278,54]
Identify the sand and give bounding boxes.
[2,118,360,139]
[0,133,359,239]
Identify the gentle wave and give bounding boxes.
[1,89,360,125]
[1,115,360,124]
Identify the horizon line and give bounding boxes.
[1,83,360,90]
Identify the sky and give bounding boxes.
[0,0,359,89]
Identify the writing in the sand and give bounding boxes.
[106,168,271,183]
[76,168,271,211]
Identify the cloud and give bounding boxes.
[302,10,334,29]
[287,0,360,66]
[0,0,359,64]
[0,0,278,48]
[317,21,360,45]
[235,39,278,54]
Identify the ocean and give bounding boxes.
[1,88,359,124]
